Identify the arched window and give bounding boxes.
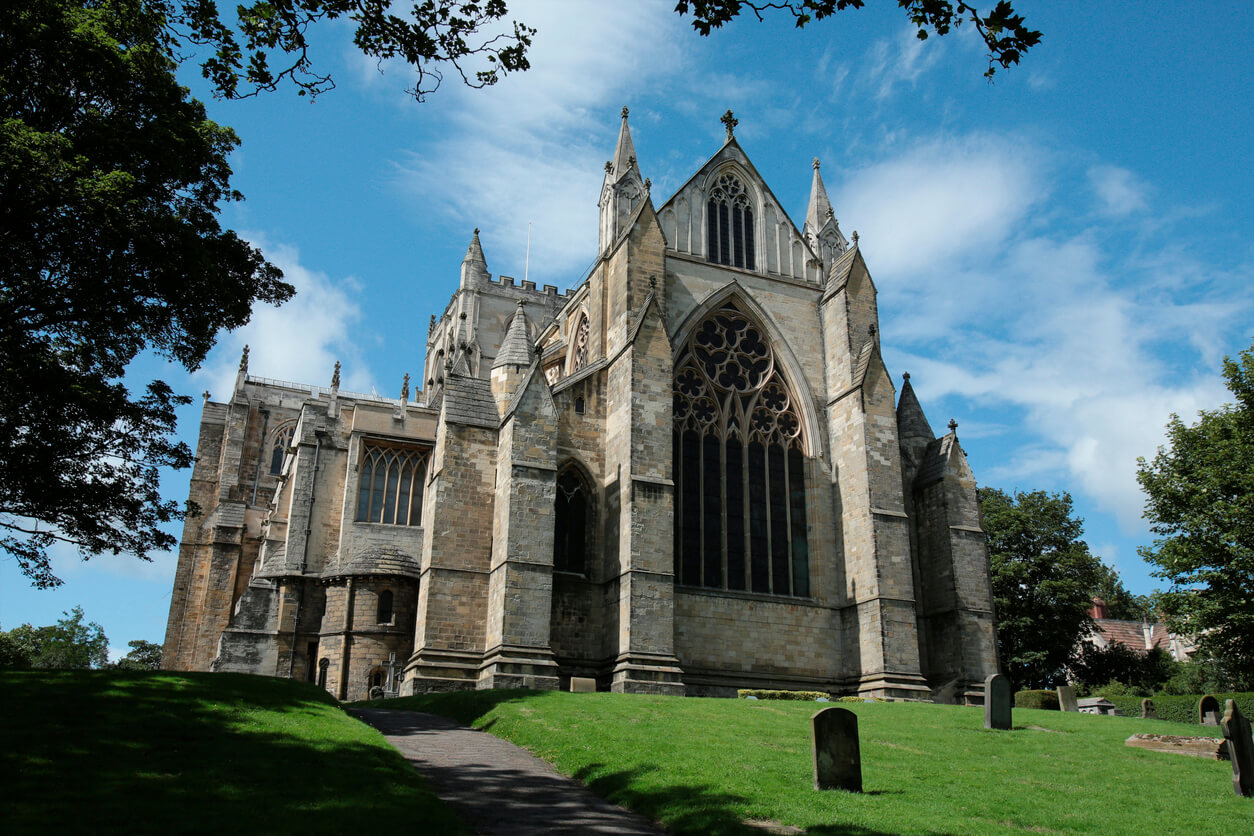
[376,589,394,624]
[673,303,808,596]
[356,441,430,525]
[571,313,590,372]
[269,424,295,475]
[554,465,591,574]
[706,173,755,270]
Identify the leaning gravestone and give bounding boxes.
[1199,695,1222,726]
[1220,700,1254,798]
[1057,685,1079,713]
[569,676,596,693]
[1141,698,1157,719]
[984,674,1011,730]
[812,707,862,792]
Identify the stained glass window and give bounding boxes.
[706,174,755,270]
[356,441,430,526]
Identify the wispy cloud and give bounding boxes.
[1089,164,1149,217]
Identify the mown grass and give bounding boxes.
[1,670,467,835]
[374,690,1252,835]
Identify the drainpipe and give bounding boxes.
[286,430,323,679]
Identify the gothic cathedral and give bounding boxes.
[162,111,999,702]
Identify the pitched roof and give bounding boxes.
[897,374,935,443]
[442,372,497,428]
[493,301,533,369]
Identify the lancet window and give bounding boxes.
[269,424,295,475]
[673,304,808,596]
[376,590,394,624]
[554,464,591,575]
[706,173,755,270]
[355,441,430,526]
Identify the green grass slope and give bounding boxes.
[1,671,466,835]
[379,690,1251,835]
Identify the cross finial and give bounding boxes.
[202,390,211,403]
[721,109,738,140]
[948,418,958,433]
[902,372,910,382]
[238,344,249,372]
[473,227,480,236]
[621,106,629,119]
[331,361,341,389]
[401,373,410,402]
[813,157,821,170]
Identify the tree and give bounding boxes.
[1137,340,1254,690]
[1,0,293,587]
[981,488,1105,690]
[114,639,163,670]
[2,606,109,669]
[674,1,1041,79]
[1069,643,1176,697]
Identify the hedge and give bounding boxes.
[1096,692,1254,725]
[1014,689,1060,710]
[737,689,830,701]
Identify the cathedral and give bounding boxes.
[162,110,999,703]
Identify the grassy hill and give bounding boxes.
[1,671,466,835]
[378,689,1252,835]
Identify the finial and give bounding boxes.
[628,154,636,169]
[721,109,738,140]
[428,314,436,335]
[239,344,249,372]
[649,275,657,289]
[427,377,434,388]
[852,230,859,245]
[644,177,651,192]
[868,323,877,337]
[473,227,480,236]
[459,312,467,320]
[605,160,613,173]
[948,418,958,433]
[401,373,410,402]
[621,106,629,119]
[826,207,834,220]
[202,390,211,403]
[813,157,821,170]
[331,361,341,389]
[516,298,526,309]
[902,372,910,382]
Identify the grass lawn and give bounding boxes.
[374,690,1252,835]
[1,670,467,835]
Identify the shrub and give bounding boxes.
[737,689,830,701]
[1099,692,1254,724]
[837,696,887,703]
[1014,689,1060,710]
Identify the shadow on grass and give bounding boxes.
[353,687,536,726]
[1,670,465,835]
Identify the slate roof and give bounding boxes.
[914,435,956,488]
[443,373,497,428]
[897,376,934,443]
[325,548,421,580]
[493,302,533,368]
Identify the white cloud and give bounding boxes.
[195,238,372,400]
[1089,164,1148,217]
[864,26,946,100]
[392,0,686,283]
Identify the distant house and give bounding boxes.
[1086,598,1194,662]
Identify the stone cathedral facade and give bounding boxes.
[162,111,999,703]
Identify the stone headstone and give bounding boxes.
[984,673,1011,730]
[1199,695,1221,726]
[811,707,862,792]
[1057,685,1078,712]
[569,676,597,693]
[1141,698,1157,719]
[1220,699,1254,797]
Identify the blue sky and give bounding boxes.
[3,1,1252,658]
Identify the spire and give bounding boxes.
[611,106,638,180]
[460,228,489,285]
[805,157,834,234]
[896,372,935,444]
[493,300,533,369]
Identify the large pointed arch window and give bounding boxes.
[356,441,430,526]
[707,173,755,270]
[269,424,295,475]
[554,464,592,574]
[673,303,808,596]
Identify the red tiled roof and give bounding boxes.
[1092,619,1172,654]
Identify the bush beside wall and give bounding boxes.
[1097,692,1254,725]
[737,689,830,701]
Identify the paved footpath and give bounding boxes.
[352,708,665,835]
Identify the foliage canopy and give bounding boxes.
[1137,340,1254,690]
[1,606,109,669]
[0,0,292,586]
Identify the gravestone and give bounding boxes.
[1199,695,1221,726]
[1057,685,1079,712]
[1141,698,1157,719]
[1220,700,1254,797]
[811,707,862,792]
[569,676,597,693]
[984,674,1011,730]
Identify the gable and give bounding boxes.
[655,139,823,284]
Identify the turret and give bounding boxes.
[460,228,490,286]
[490,300,533,413]
[598,107,648,254]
